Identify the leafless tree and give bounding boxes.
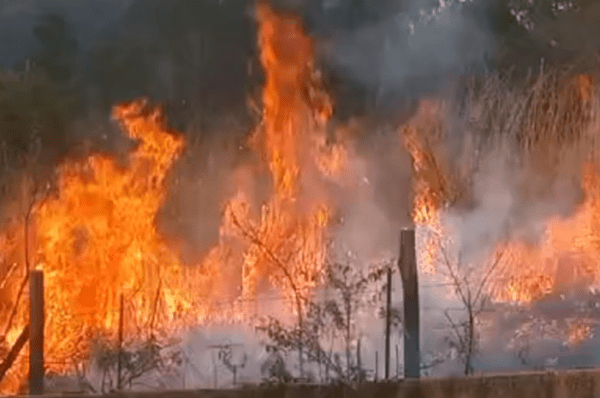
[3,151,46,324]
[0,116,53,392]
[226,205,316,378]
[256,250,390,384]
[318,254,389,382]
[217,345,247,386]
[437,240,505,375]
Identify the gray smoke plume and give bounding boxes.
[445,141,586,265]
[319,0,495,100]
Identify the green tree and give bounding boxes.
[0,67,81,167]
[32,13,79,83]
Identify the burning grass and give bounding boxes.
[404,69,600,305]
[2,2,600,391]
[0,1,345,392]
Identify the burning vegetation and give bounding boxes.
[403,72,600,304]
[3,0,600,392]
[0,1,345,392]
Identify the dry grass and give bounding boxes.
[456,69,599,161]
[404,68,600,213]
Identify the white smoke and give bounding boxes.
[444,142,585,265]
[320,0,494,94]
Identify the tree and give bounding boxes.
[226,201,326,379]
[464,0,600,73]
[0,66,81,165]
[32,13,79,83]
[0,137,50,347]
[116,0,253,113]
[88,39,159,112]
[318,254,389,382]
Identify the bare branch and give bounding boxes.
[439,244,468,306]
[444,310,466,351]
[227,206,302,304]
[473,249,505,306]
[0,261,19,291]
[0,325,29,384]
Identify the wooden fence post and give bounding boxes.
[117,293,124,390]
[29,269,44,395]
[385,267,392,379]
[398,229,420,379]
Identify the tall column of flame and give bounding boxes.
[224,1,336,309]
[401,100,460,275]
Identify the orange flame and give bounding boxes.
[401,100,460,275]
[226,1,335,307]
[0,100,233,392]
[492,163,600,303]
[403,78,600,313]
[0,3,342,392]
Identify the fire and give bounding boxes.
[253,1,333,199]
[0,1,341,392]
[492,163,600,303]
[0,100,227,393]
[224,1,337,307]
[8,0,599,387]
[36,100,217,330]
[403,77,600,308]
[399,77,600,353]
[401,100,460,275]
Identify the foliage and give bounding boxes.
[476,0,600,72]
[0,66,82,168]
[89,0,253,116]
[32,13,79,83]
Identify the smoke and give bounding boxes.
[319,0,495,101]
[180,326,266,389]
[438,69,597,264]
[445,141,585,265]
[5,0,600,387]
[321,121,413,262]
[0,0,123,66]
[157,115,269,264]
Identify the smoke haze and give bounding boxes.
[5,0,600,390]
